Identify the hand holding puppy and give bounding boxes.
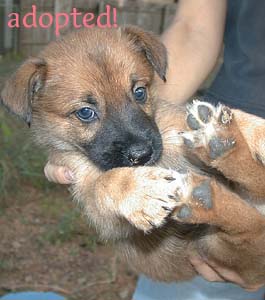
[44,162,74,184]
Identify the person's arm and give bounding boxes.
[158,0,227,103]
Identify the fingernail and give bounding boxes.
[64,170,74,182]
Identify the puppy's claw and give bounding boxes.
[162,206,173,212]
[168,194,179,201]
[255,153,265,166]
[164,176,176,182]
[219,106,233,125]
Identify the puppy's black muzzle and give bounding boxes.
[84,105,162,171]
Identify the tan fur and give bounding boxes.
[2,27,265,285]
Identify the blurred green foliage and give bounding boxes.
[0,110,51,198]
[0,56,52,200]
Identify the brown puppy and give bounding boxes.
[2,26,265,285]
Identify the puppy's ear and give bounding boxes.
[0,57,47,125]
[123,26,168,82]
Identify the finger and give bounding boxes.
[244,285,264,292]
[202,258,264,291]
[44,163,74,184]
[189,255,225,282]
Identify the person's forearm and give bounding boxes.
[157,0,227,104]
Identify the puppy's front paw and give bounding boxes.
[181,100,236,162]
[119,167,188,233]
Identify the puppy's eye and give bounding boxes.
[75,107,97,123]
[133,87,147,103]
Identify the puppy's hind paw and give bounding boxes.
[181,100,236,162]
[186,100,233,130]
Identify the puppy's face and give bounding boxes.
[1,27,167,171]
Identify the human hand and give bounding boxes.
[189,255,264,291]
[44,161,74,184]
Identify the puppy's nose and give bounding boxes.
[128,144,153,166]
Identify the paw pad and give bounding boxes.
[198,105,213,123]
[186,100,215,130]
[183,137,195,149]
[174,179,212,221]
[187,114,201,130]
[192,180,212,209]
[177,205,192,219]
[209,137,236,159]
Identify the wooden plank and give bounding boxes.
[19,10,54,42]
[99,0,165,34]
[20,0,54,9]
[72,0,98,9]
[54,0,73,35]
[69,0,99,30]
[54,0,73,13]
[19,2,56,53]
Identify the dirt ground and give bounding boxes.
[0,186,137,300]
[0,57,137,300]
